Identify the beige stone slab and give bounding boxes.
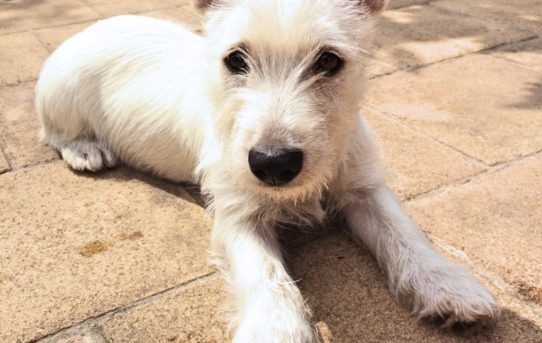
[0,82,58,168]
[0,32,50,86]
[372,5,534,68]
[0,150,10,174]
[101,276,230,343]
[34,22,96,52]
[0,0,99,35]
[49,330,107,343]
[364,110,485,200]
[0,163,213,342]
[363,54,399,79]
[34,6,204,53]
[85,232,542,342]
[366,54,542,165]
[387,0,431,10]
[408,155,542,306]
[289,232,542,342]
[142,4,205,33]
[492,38,542,72]
[433,0,542,35]
[83,0,183,16]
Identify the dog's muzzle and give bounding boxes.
[248,147,303,186]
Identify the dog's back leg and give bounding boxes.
[36,84,118,172]
[35,41,119,172]
[42,131,118,172]
[35,82,119,172]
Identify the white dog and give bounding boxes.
[35,0,496,341]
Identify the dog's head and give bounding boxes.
[195,0,386,202]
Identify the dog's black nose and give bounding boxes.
[248,147,303,186]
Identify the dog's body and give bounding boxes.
[35,1,496,342]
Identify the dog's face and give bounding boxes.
[197,0,386,201]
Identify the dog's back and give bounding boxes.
[36,15,206,180]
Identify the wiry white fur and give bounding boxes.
[36,0,496,341]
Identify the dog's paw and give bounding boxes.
[60,139,118,172]
[400,263,497,328]
[233,313,318,343]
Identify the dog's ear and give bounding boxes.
[359,0,388,16]
[189,0,220,12]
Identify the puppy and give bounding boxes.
[35,0,496,341]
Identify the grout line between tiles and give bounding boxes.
[32,272,219,343]
[406,149,542,203]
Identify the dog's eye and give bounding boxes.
[224,50,249,74]
[316,52,343,76]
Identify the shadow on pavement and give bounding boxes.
[287,232,542,343]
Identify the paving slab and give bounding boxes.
[289,232,542,342]
[0,0,99,35]
[34,22,96,52]
[408,155,542,307]
[363,110,485,200]
[492,38,542,72]
[0,150,10,174]
[366,54,542,165]
[82,0,185,17]
[100,276,230,343]
[362,54,399,79]
[142,4,204,33]
[65,232,542,342]
[0,82,58,168]
[34,5,204,53]
[387,0,432,10]
[34,7,204,53]
[372,5,534,68]
[433,0,542,35]
[0,163,213,342]
[48,329,107,343]
[0,32,50,86]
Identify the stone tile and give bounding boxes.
[433,0,542,35]
[408,155,542,306]
[363,54,399,79]
[101,276,230,342]
[0,82,58,168]
[363,110,485,200]
[0,0,99,35]
[0,150,10,174]
[83,0,183,16]
[0,32,50,86]
[142,4,204,33]
[0,163,213,342]
[289,232,542,342]
[492,38,542,72]
[372,5,534,68]
[387,0,431,10]
[366,54,542,165]
[34,21,95,52]
[34,6,204,52]
[94,232,542,342]
[54,336,87,343]
[49,329,107,343]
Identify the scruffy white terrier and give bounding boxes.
[35,0,496,341]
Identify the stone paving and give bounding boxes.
[0,0,541,342]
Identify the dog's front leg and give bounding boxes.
[212,210,317,343]
[342,184,496,326]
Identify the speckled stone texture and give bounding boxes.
[0,164,213,342]
[366,54,542,165]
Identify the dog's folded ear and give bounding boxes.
[190,0,220,12]
[359,0,388,16]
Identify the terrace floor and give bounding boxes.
[1,0,541,342]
